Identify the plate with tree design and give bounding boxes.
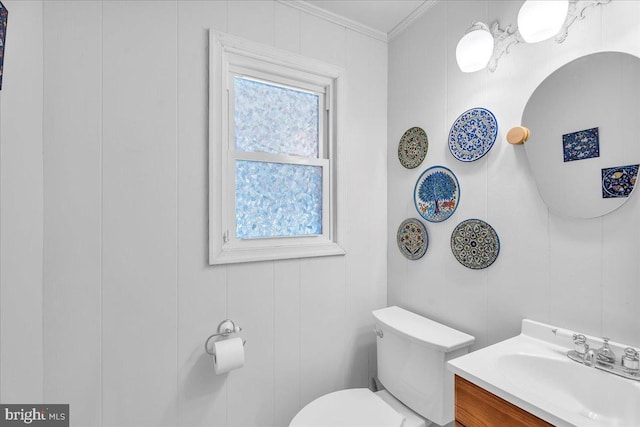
[413,166,460,222]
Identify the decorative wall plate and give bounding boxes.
[448,108,498,162]
[450,219,500,270]
[398,127,428,169]
[414,166,459,223]
[397,218,428,260]
[563,127,599,162]
[602,164,639,198]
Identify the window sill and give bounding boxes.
[209,241,346,265]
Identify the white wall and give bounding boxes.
[0,1,387,426]
[0,0,44,405]
[388,0,640,351]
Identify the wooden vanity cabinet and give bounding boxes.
[454,375,554,427]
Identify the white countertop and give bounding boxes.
[447,319,640,427]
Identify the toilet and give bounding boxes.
[289,306,475,427]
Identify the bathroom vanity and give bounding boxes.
[447,319,640,427]
[454,375,552,427]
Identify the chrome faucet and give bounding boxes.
[595,338,616,367]
[565,333,640,381]
[583,349,596,367]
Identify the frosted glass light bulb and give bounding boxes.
[518,0,569,43]
[456,26,494,73]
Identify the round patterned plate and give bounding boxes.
[448,108,498,162]
[450,219,500,269]
[414,166,460,223]
[398,127,428,169]
[397,218,428,260]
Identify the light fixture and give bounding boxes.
[456,22,494,73]
[518,0,569,43]
[455,0,611,73]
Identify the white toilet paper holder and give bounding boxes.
[204,319,246,355]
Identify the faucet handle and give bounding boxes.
[622,347,640,372]
[572,334,589,355]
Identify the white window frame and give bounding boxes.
[209,31,346,265]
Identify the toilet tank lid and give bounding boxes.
[372,306,475,352]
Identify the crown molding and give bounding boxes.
[278,0,388,42]
[388,0,439,41]
[278,0,440,43]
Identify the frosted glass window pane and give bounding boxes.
[234,77,319,158]
[236,160,322,239]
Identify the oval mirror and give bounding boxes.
[522,51,640,218]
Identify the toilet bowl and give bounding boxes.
[289,388,428,427]
[289,306,475,427]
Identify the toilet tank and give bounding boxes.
[372,306,475,426]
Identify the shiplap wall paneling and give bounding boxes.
[386,28,410,308]
[274,259,302,427]
[597,0,640,347]
[0,0,44,404]
[343,29,387,389]
[0,2,389,426]
[226,262,275,426]
[101,2,178,425]
[299,257,347,408]
[441,0,490,350]
[42,2,102,425]
[176,2,228,427]
[388,0,640,352]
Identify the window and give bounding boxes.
[233,76,324,239]
[209,31,345,264]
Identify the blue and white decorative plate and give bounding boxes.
[414,166,460,223]
[450,219,500,270]
[448,108,498,162]
[397,218,428,260]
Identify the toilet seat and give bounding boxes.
[289,388,405,427]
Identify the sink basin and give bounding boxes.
[447,320,640,427]
[498,353,640,426]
